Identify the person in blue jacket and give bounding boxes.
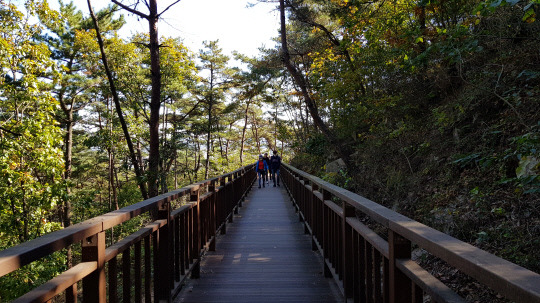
[255,155,268,188]
[270,150,281,187]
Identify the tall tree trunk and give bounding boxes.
[195,138,201,174]
[252,114,261,155]
[134,110,144,172]
[147,0,161,197]
[174,156,178,189]
[240,100,248,165]
[63,112,73,268]
[205,108,212,179]
[279,0,350,164]
[205,68,214,179]
[225,122,232,162]
[274,103,278,149]
[217,136,223,158]
[160,105,168,194]
[87,0,149,199]
[109,98,118,210]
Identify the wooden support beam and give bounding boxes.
[389,230,411,303]
[82,232,106,302]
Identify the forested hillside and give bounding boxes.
[274,0,540,300]
[0,0,539,301]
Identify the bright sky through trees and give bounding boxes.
[73,0,280,57]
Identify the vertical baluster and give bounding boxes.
[330,211,334,270]
[123,247,131,303]
[175,216,181,281]
[186,209,192,266]
[322,191,331,278]
[144,235,151,303]
[152,231,158,303]
[365,242,373,302]
[228,177,234,223]
[373,247,383,303]
[311,184,319,251]
[233,173,239,214]
[389,230,412,303]
[220,177,227,234]
[209,180,217,251]
[327,208,332,269]
[412,283,423,303]
[180,214,186,276]
[353,231,360,303]
[135,241,142,303]
[190,189,200,279]
[156,199,172,301]
[169,214,175,291]
[337,211,342,277]
[359,236,367,303]
[65,283,76,303]
[343,202,355,298]
[188,205,193,265]
[108,256,117,303]
[203,193,208,245]
[383,258,389,303]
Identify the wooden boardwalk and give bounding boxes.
[175,181,343,303]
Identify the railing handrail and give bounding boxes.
[0,164,256,302]
[281,163,540,303]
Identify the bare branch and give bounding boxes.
[158,0,182,17]
[110,0,149,19]
[174,99,203,124]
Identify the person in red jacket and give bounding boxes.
[255,155,268,188]
[263,152,271,186]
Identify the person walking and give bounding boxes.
[270,150,281,187]
[263,152,271,186]
[255,155,268,188]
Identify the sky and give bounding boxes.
[77,0,281,57]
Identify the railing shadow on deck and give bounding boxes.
[281,163,540,303]
[0,165,256,302]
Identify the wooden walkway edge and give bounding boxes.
[175,182,343,302]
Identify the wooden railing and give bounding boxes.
[281,163,540,303]
[0,165,255,302]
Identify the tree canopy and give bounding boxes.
[0,0,539,300]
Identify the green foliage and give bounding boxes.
[0,1,66,298]
[321,170,353,190]
[476,0,539,22]
[0,252,67,301]
[305,134,329,157]
[283,0,540,280]
[0,0,65,247]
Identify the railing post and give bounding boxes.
[209,180,217,251]
[190,188,201,279]
[220,177,227,235]
[228,176,234,223]
[310,183,318,251]
[123,247,131,302]
[342,202,355,298]
[322,189,332,278]
[239,170,244,207]
[65,283,76,303]
[297,175,303,218]
[389,230,412,303]
[82,231,106,302]
[156,199,172,302]
[233,172,239,214]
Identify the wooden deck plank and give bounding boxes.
[175,183,343,303]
